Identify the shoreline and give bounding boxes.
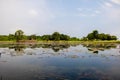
[0,40,120,45]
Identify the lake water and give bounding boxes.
[0,43,120,80]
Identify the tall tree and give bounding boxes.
[87,33,94,40]
[15,30,24,42]
[92,30,98,39]
[52,32,60,41]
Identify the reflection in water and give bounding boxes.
[82,43,117,53]
[8,43,71,53]
[8,44,26,56]
[41,44,70,52]
[0,43,120,80]
[0,53,1,58]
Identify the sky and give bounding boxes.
[0,0,120,38]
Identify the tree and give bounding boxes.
[15,30,24,42]
[92,30,98,39]
[36,36,42,40]
[98,33,104,40]
[52,32,60,41]
[87,33,94,40]
[28,34,37,40]
[8,34,15,41]
[42,35,51,41]
[60,34,70,41]
[111,36,117,40]
[85,30,117,41]
[86,30,99,40]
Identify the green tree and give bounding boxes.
[60,34,70,41]
[87,33,94,40]
[111,36,117,40]
[86,30,117,41]
[52,32,60,41]
[8,34,15,41]
[28,34,37,40]
[42,35,51,41]
[15,30,24,42]
[98,33,104,40]
[92,30,98,39]
[86,30,99,40]
[36,36,42,41]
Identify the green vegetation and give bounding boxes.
[15,30,24,42]
[82,30,117,41]
[41,32,71,41]
[0,30,118,42]
[0,30,80,41]
[0,35,8,41]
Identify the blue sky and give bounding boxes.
[0,0,120,38]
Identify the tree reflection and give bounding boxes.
[82,43,117,53]
[41,44,70,52]
[10,44,25,51]
[0,53,1,58]
[9,44,26,56]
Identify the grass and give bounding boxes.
[0,40,120,45]
[81,40,120,44]
[0,41,15,44]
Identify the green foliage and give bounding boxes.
[87,30,99,40]
[110,35,117,40]
[81,37,88,41]
[70,37,80,41]
[93,30,98,39]
[60,34,70,41]
[0,35,8,41]
[40,32,71,41]
[0,31,78,41]
[8,34,15,41]
[41,35,52,41]
[15,30,24,42]
[28,34,37,40]
[85,30,117,41]
[0,29,117,41]
[52,32,61,41]
[87,33,94,40]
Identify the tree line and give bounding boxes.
[0,30,80,41]
[0,30,117,41]
[82,30,117,41]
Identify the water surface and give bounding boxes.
[0,43,120,80]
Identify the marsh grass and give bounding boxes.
[0,40,120,45]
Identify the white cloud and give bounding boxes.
[111,0,120,4]
[77,8,92,12]
[98,0,120,38]
[106,8,120,20]
[77,8,101,17]
[104,2,113,7]
[101,1,120,20]
[0,0,55,35]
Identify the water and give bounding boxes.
[0,43,120,80]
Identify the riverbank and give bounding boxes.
[0,40,120,45]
